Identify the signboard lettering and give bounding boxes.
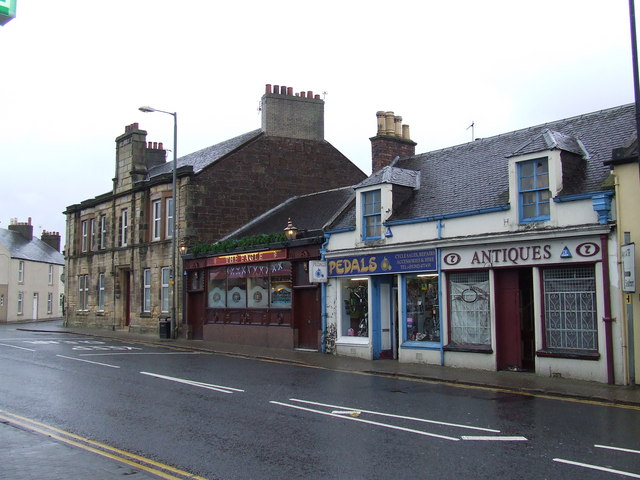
[328,249,436,277]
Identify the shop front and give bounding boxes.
[326,248,438,360]
[184,245,322,350]
[439,235,622,383]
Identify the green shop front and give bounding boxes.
[325,248,439,361]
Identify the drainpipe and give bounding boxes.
[438,219,445,366]
[320,232,330,353]
[601,234,615,384]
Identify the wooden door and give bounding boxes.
[495,269,521,371]
[188,291,204,340]
[295,287,320,350]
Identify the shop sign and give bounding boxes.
[328,249,436,277]
[621,243,635,293]
[0,0,16,25]
[309,260,328,283]
[442,238,601,270]
[206,249,287,267]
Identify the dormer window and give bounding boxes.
[518,157,550,223]
[362,189,382,240]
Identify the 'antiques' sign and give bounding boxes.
[442,237,602,270]
[328,249,436,277]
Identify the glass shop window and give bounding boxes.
[405,274,440,342]
[208,268,226,308]
[341,278,369,337]
[270,261,292,308]
[247,264,270,308]
[226,266,247,308]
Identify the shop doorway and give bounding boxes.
[188,291,204,340]
[371,275,396,359]
[295,286,321,350]
[494,268,535,371]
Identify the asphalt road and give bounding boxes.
[1,326,639,480]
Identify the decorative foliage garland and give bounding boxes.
[189,232,288,257]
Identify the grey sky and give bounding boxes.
[0,0,634,250]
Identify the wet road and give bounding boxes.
[1,326,639,479]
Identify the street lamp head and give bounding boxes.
[139,106,156,113]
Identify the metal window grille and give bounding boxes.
[543,266,597,351]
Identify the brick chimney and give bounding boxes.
[261,83,324,140]
[114,123,162,194]
[8,217,34,240]
[370,111,417,172]
[41,231,62,252]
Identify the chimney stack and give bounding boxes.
[8,217,34,240]
[261,83,324,141]
[370,111,416,173]
[41,231,62,252]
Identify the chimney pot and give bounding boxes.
[274,85,280,94]
[265,84,272,94]
[402,124,411,140]
[307,90,313,98]
[159,142,164,149]
[287,87,293,96]
[384,111,395,135]
[301,91,306,98]
[280,85,287,95]
[314,94,320,99]
[394,116,403,137]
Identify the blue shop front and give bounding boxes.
[325,248,440,361]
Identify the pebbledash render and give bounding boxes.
[63,84,365,336]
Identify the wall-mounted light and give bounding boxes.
[179,243,188,255]
[283,218,298,241]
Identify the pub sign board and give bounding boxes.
[328,249,437,277]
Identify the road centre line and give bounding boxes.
[0,342,36,351]
[289,398,500,433]
[596,444,640,455]
[140,371,244,394]
[553,458,640,478]
[271,400,460,441]
[0,409,207,480]
[56,355,120,369]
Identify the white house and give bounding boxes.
[323,105,636,385]
[0,218,64,323]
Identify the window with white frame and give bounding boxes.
[362,189,382,240]
[518,157,551,223]
[18,261,24,283]
[120,209,128,247]
[143,268,151,313]
[99,215,107,249]
[78,275,89,311]
[166,198,174,239]
[448,271,491,346]
[161,267,170,313]
[543,266,597,352]
[17,292,23,315]
[81,220,89,252]
[90,218,97,251]
[47,293,53,314]
[48,265,54,285]
[98,273,105,312]
[152,200,162,240]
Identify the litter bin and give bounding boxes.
[159,318,171,339]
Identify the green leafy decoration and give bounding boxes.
[189,233,288,256]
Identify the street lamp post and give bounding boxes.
[139,106,178,339]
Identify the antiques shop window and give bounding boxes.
[448,271,491,346]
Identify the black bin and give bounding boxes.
[159,319,171,339]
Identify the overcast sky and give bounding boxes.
[1,1,634,250]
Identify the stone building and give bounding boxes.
[64,84,366,337]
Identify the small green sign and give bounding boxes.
[0,0,16,25]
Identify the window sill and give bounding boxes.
[444,344,493,354]
[336,337,370,346]
[536,349,600,360]
[402,341,441,350]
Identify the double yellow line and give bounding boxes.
[0,409,208,480]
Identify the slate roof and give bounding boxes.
[148,129,263,178]
[330,103,635,229]
[0,229,64,265]
[357,166,420,189]
[221,187,356,240]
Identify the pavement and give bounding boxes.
[2,319,639,480]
